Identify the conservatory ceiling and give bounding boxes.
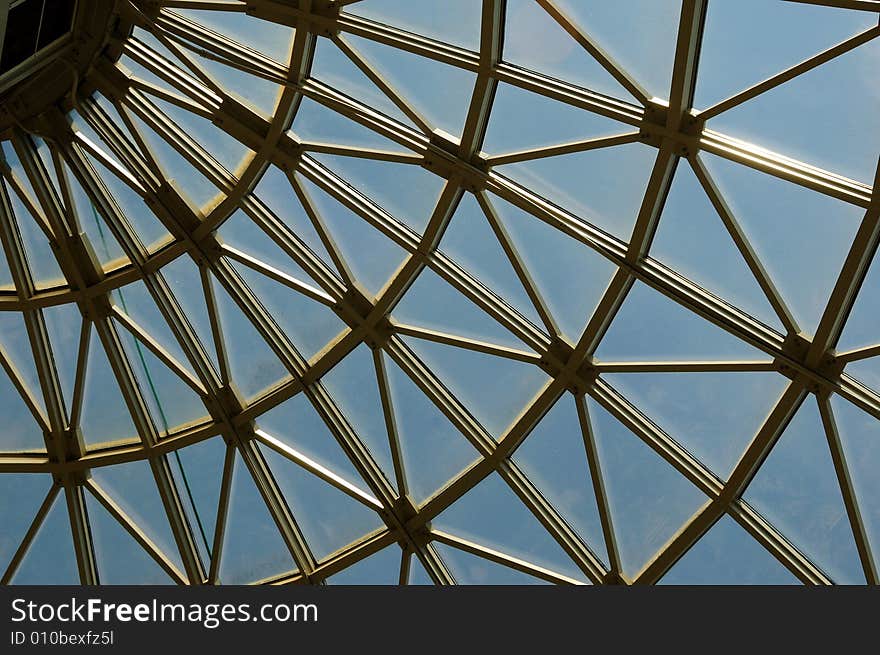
[0,0,878,586]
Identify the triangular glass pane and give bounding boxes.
[513,394,608,565]
[695,0,876,110]
[705,154,863,334]
[169,436,225,566]
[292,98,410,153]
[111,279,195,377]
[0,367,43,452]
[496,142,656,241]
[589,398,709,577]
[493,193,618,341]
[218,208,322,287]
[174,8,294,63]
[252,165,336,269]
[660,514,799,585]
[311,154,443,234]
[347,33,476,138]
[596,281,764,362]
[831,395,880,565]
[439,192,544,330]
[191,50,282,117]
[12,491,79,584]
[299,176,408,297]
[328,545,401,585]
[33,137,64,204]
[553,0,682,99]
[711,38,880,184]
[407,554,434,585]
[385,355,479,503]
[116,321,209,435]
[213,276,288,399]
[402,335,549,437]
[220,451,296,584]
[80,329,139,447]
[151,96,254,175]
[392,266,528,350]
[435,542,550,585]
[503,0,636,100]
[745,399,864,584]
[837,246,880,353]
[130,112,221,210]
[263,445,382,561]
[604,372,787,480]
[482,82,629,157]
[310,38,416,128]
[91,459,185,573]
[321,344,397,488]
[4,179,64,286]
[232,261,346,361]
[86,492,175,584]
[651,161,783,330]
[160,255,220,375]
[347,0,481,50]
[43,303,81,416]
[83,151,171,250]
[257,392,366,486]
[0,311,45,407]
[63,163,129,268]
[0,474,52,572]
[434,472,586,581]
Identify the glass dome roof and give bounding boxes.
[0,0,878,585]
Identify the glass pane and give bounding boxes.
[553,0,682,99]
[392,266,528,350]
[292,97,410,153]
[745,398,864,584]
[321,344,397,488]
[482,82,629,157]
[837,246,880,353]
[433,472,587,581]
[212,274,288,400]
[830,396,880,570]
[401,335,549,438]
[90,459,185,573]
[407,554,434,585]
[347,0,481,50]
[589,398,708,578]
[328,544,401,585]
[220,451,296,584]
[695,0,875,110]
[0,474,52,573]
[262,444,382,561]
[435,542,550,585]
[311,155,443,235]
[80,328,139,447]
[650,161,783,331]
[43,303,81,415]
[174,8,294,63]
[596,281,765,362]
[347,34,476,139]
[0,319,44,451]
[385,354,479,503]
[604,372,788,480]
[439,192,545,331]
[12,491,79,584]
[710,38,880,184]
[257,392,366,486]
[513,393,608,565]
[496,142,656,241]
[660,515,799,585]
[503,0,635,100]
[2,176,64,286]
[86,491,175,584]
[704,154,863,335]
[493,193,618,341]
[298,176,408,297]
